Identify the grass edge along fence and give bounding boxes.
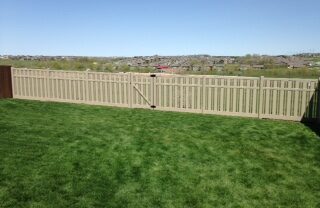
[2,66,320,123]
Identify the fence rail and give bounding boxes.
[11,68,320,121]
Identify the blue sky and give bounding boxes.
[0,0,319,56]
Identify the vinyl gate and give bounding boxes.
[10,68,320,122]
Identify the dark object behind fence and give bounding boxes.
[0,65,13,99]
[318,78,320,125]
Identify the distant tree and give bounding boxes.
[52,62,62,70]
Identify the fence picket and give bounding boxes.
[265,79,270,115]
[258,76,264,118]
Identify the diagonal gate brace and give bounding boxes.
[133,84,152,106]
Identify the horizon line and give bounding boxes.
[1,52,320,58]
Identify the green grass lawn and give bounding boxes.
[0,100,320,207]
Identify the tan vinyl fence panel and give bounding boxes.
[12,68,320,122]
[261,78,319,121]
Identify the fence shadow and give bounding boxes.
[303,122,320,137]
[301,84,320,137]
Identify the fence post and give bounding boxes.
[44,69,49,99]
[258,76,264,119]
[201,76,205,113]
[0,65,13,99]
[150,74,156,109]
[85,71,89,102]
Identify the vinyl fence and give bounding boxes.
[11,68,320,122]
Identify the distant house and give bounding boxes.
[191,65,202,71]
[171,65,180,69]
[154,65,169,70]
[239,64,265,70]
[308,62,320,67]
[181,65,191,70]
[239,65,250,71]
[252,65,265,69]
[0,55,9,59]
[287,62,307,69]
[156,67,178,74]
[213,64,225,71]
[275,56,308,69]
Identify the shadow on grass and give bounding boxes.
[302,121,320,137]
